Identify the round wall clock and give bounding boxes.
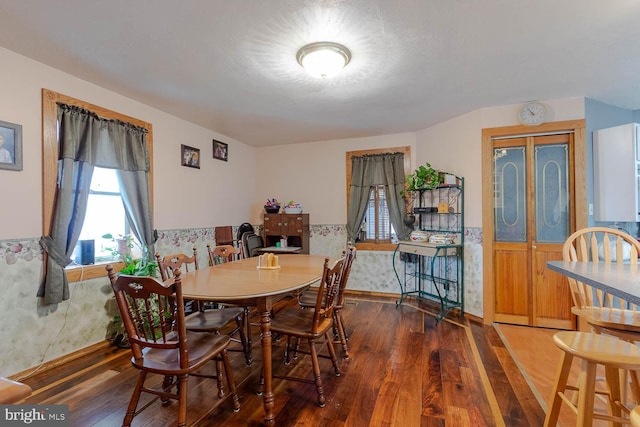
[518,102,548,126]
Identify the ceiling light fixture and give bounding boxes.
[296,42,351,79]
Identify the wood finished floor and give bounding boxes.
[16,296,554,426]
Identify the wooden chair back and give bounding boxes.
[106,264,187,365]
[310,256,345,334]
[207,244,241,266]
[155,247,199,281]
[336,244,356,308]
[563,227,640,309]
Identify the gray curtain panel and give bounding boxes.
[346,153,412,243]
[39,104,152,305]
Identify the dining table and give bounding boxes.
[177,253,328,425]
[546,260,640,305]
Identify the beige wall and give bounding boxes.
[253,132,417,225]
[0,43,589,376]
[415,98,585,227]
[0,46,257,239]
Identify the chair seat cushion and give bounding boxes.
[184,307,245,331]
[133,332,230,375]
[572,306,640,333]
[270,307,332,338]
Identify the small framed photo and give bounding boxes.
[213,139,228,162]
[181,144,200,169]
[0,120,22,171]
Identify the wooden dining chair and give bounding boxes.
[155,249,200,315]
[563,227,640,407]
[106,265,240,427]
[563,227,640,336]
[297,244,356,359]
[269,256,345,407]
[544,331,640,426]
[564,227,640,318]
[155,247,251,366]
[206,244,253,365]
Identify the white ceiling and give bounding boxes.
[0,1,639,147]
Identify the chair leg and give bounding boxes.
[123,371,147,426]
[244,307,253,366]
[235,312,252,366]
[325,331,341,377]
[215,358,225,398]
[284,335,293,365]
[576,359,597,426]
[177,374,188,427]
[604,365,623,425]
[161,375,175,404]
[333,311,350,359]
[220,349,241,412]
[543,351,574,427]
[308,339,326,407]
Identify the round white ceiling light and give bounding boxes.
[296,42,352,79]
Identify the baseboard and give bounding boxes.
[343,289,399,301]
[10,340,112,381]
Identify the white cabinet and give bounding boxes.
[594,123,640,222]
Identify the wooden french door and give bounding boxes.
[491,133,575,329]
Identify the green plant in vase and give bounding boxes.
[406,162,440,191]
[102,233,158,276]
[103,233,159,348]
[400,163,440,228]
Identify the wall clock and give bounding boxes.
[518,102,548,126]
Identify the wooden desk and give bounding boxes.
[178,254,327,425]
[547,260,640,305]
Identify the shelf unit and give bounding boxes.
[393,177,464,320]
[262,213,310,254]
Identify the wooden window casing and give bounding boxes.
[42,89,154,282]
[345,146,411,251]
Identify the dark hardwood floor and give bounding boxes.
[17,295,546,426]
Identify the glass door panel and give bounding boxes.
[535,144,570,243]
[494,146,527,242]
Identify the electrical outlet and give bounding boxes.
[588,203,594,215]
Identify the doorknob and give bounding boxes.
[532,245,537,249]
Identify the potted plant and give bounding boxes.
[102,233,158,276]
[400,163,440,227]
[406,162,440,191]
[103,233,159,348]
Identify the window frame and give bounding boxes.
[345,146,411,251]
[42,89,154,282]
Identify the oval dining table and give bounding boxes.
[177,253,327,425]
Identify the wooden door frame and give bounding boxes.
[481,119,587,324]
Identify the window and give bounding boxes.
[360,185,395,243]
[71,167,133,263]
[346,146,410,251]
[42,89,153,282]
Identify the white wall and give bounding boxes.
[0,46,257,238]
[253,132,417,225]
[415,98,585,227]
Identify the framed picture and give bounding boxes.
[181,144,200,169]
[213,139,228,162]
[0,120,22,171]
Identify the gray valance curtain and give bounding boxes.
[38,104,154,305]
[346,153,412,243]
